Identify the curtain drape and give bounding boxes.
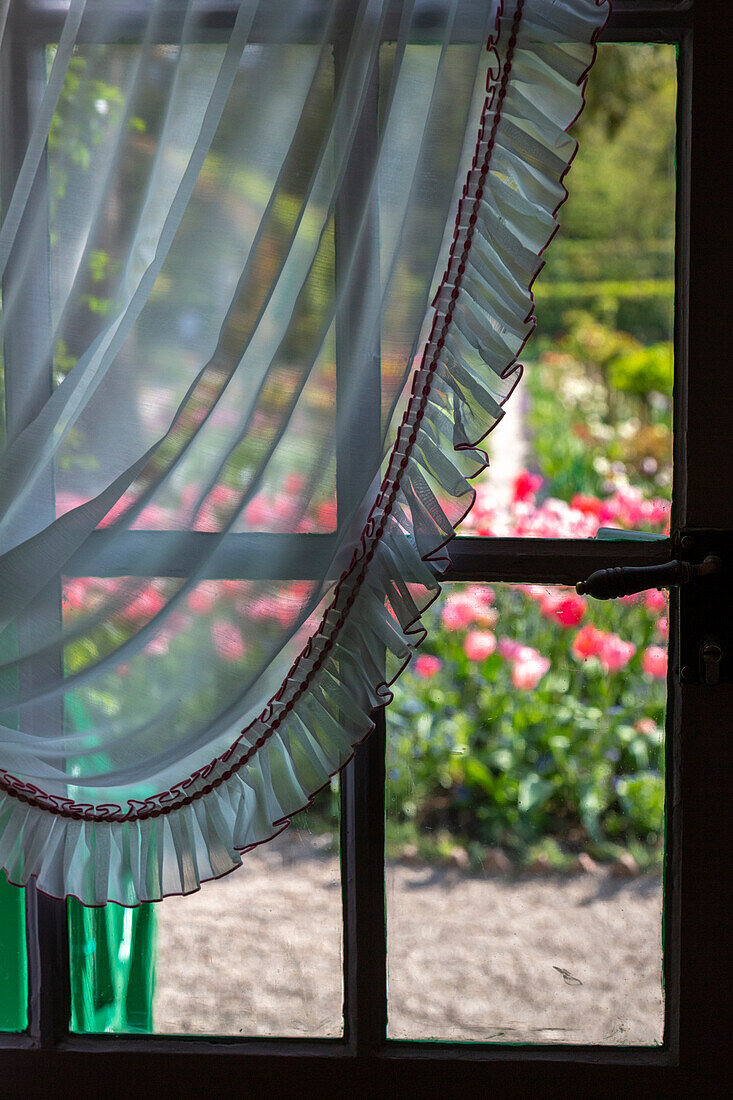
[0,0,608,905]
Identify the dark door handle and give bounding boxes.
[576,554,721,601]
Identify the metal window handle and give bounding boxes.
[576,554,721,601]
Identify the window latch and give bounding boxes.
[575,554,721,601]
[577,529,731,686]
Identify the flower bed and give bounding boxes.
[387,472,670,872]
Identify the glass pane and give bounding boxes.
[459,43,677,538]
[387,582,667,1044]
[69,784,342,1036]
[0,875,27,1032]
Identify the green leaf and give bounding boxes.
[518,775,554,814]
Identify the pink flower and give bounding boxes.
[187,581,220,615]
[211,484,238,510]
[645,589,668,613]
[63,578,92,613]
[599,633,636,673]
[463,630,497,662]
[284,473,306,495]
[635,717,658,737]
[415,654,442,679]
[315,500,337,530]
[98,494,131,528]
[467,584,495,606]
[212,621,246,662]
[121,585,166,623]
[571,624,605,661]
[244,495,276,528]
[145,632,170,657]
[511,649,551,690]
[498,636,523,660]
[441,593,476,631]
[655,616,669,639]
[642,645,668,679]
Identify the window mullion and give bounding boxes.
[333,18,387,1053]
[0,17,71,1047]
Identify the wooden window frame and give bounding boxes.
[3,1,731,1094]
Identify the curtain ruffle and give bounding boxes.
[0,0,609,905]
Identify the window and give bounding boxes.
[2,0,731,1093]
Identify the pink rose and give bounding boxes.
[655,616,669,639]
[415,655,442,678]
[635,717,658,737]
[463,630,497,662]
[599,633,636,673]
[642,645,668,679]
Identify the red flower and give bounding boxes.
[513,470,542,503]
[541,590,585,628]
[571,624,605,660]
[570,493,603,518]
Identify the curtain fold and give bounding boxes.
[0,0,609,905]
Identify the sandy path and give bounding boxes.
[152,832,663,1045]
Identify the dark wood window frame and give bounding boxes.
[3,1,731,1095]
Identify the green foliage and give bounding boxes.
[616,771,666,837]
[534,279,674,345]
[609,342,673,399]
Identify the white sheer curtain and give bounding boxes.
[0,0,608,904]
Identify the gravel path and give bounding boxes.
[152,832,664,1045]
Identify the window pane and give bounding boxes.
[0,875,27,1032]
[387,582,666,1044]
[459,43,677,538]
[69,785,342,1036]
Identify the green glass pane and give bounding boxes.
[68,900,156,1034]
[0,874,27,1032]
